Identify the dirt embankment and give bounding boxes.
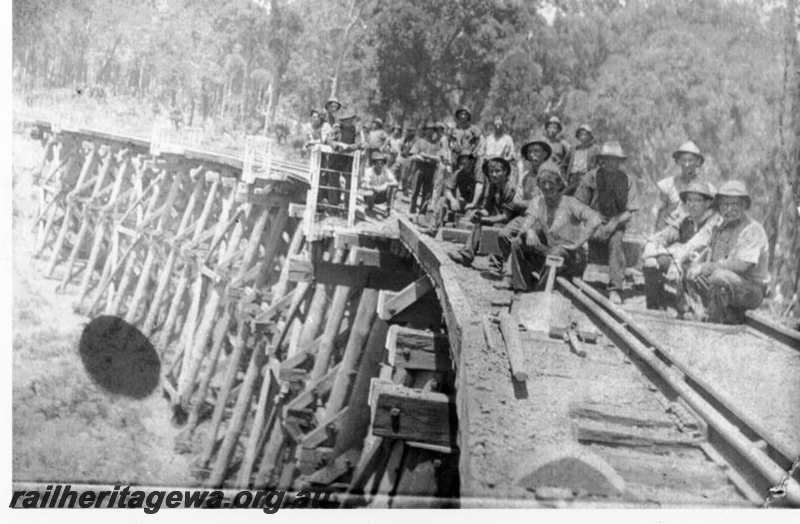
[12,122,193,487]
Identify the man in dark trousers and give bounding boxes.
[498,163,602,291]
[409,122,442,215]
[447,157,517,268]
[575,141,640,304]
[429,152,485,233]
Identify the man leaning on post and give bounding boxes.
[680,180,769,324]
[574,140,640,305]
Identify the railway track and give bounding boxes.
[553,276,800,507]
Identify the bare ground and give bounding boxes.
[12,122,194,487]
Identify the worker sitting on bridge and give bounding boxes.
[496,164,601,291]
[429,152,485,233]
[680,180,768,324]
[360,152,398,215]
[409,122,443,215]
[575,140,641,305]
[641,181,718,314]
[447,157,517,268]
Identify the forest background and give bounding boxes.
[11,0,800,318]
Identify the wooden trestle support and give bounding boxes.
[26,121,461,506]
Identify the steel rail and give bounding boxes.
[571,277,799,470]
[745,310,800,351]
[557,276,800,507]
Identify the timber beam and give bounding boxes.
[371,381,458,448]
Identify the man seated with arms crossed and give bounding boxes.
[680,180,769,324]
[447,157,517,269]
[496,163,602,291]
[575,140,640,305]
[641,181,718,315]
[360,152,398,214]
[427,152,484,234]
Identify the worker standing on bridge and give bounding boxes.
[575,140,641,305]
[641,181,718,314]
[364,117,389,166]
[543,116,572,176]
[451,107,483,164]
[386,124,404,170]
[303,109,331,151]
[447,157,517,268]
[324,97,342,126]
[478,116,515,175]
[654,141,708,231]
[409,122,442,215]
[497,163,602,291]
[681,180,769,324]
[565,124,600,196]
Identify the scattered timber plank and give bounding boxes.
[377,276,434,321]
[499,311,528,382]
[745,310,800,350]
[302,449,361,487]
[572,419,704,449]
[371,382,457,447]
[385,325,450,372]
[568,401,675,429]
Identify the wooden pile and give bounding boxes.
[29,123,461,505]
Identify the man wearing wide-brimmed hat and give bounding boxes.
[409,121,443,215]
[496,162,602,291]
[566,124,600,196]
[642,181,718,314]
[361,152,398,215]
[575,140,640,304]
[364,117,389,166]
[450,106,483,162]
[680,180,768,323]
[517,136,552,196]
[448,157,517,268]
[543,116,572,176]
[324,97,342,125]
[655,140,710,231]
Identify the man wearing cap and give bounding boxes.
[360,152,398,214]
[566,124,600,196]
[448,157,517,268]
[497,163,602,291]
[409,122,443,215]
[680,180,769,324]
[304,109,332,151]
[543,116,573,176]
[575,140,640,304]
[430,152,484,232]
[364,117,389,166]
[324,97,342,126]
[641,181,718,313]
[518,136,553,196]
[655,141,708,231]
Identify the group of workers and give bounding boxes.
[303,99,769,325]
